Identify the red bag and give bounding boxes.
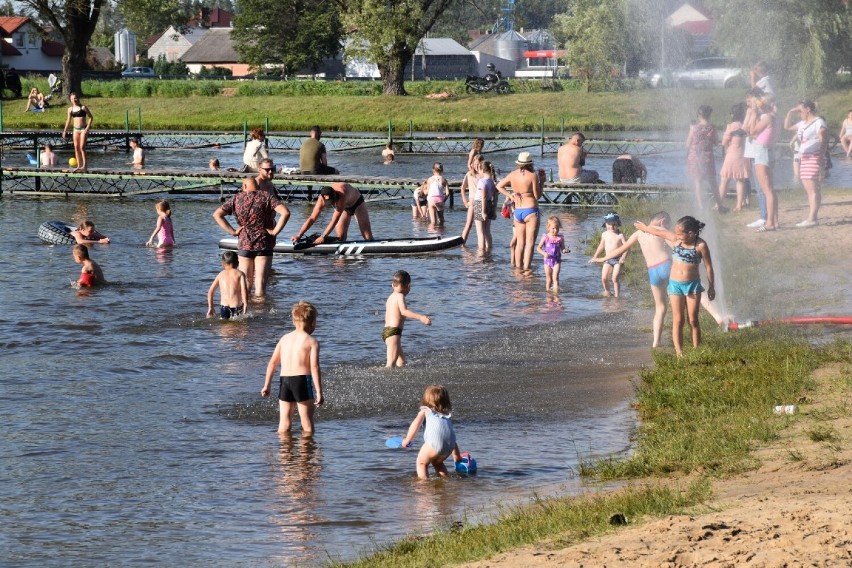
[501,200,511,219]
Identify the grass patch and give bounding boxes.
[807,426,837,443]
[329,480,710,568]
[6,78,851,132]
[586,330,833,479]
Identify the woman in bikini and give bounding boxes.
[291,182,373,244]
[62,92,93,172]
[496,152,542,272]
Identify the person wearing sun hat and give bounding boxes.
[557,132,600,183]
[496,151,542,271]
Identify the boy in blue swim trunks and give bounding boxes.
[207,251,248,319]
[261,301,324,434]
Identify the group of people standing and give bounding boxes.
[687,62,833,231]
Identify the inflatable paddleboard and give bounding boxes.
[218,235,464,256]
[38,220,77,245]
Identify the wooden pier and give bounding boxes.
[0,167,688,206]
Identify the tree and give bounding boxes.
[116,0,188,49]
[231,0,341,75]
[708,0,851,91]
[551,0,627,92]
[339,0,455,95]
[24,0,104,96]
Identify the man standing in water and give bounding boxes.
[299,126,337,175]
[558,132,600,183]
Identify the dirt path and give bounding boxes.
[462,191,852,568]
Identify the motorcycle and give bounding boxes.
[465,71,512,94]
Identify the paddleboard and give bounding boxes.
[218,235,464,256]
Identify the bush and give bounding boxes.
[197,66,233,78]
[153,56,189,78]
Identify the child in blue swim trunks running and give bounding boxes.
[634,215,715,356]
[401,384,463,479]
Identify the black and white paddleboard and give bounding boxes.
[218,234,464,256]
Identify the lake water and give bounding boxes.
[1,136,849,566]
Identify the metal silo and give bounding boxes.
[493,31,527,64]
[114,29,137,68]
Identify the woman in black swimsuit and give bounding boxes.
[62,93,93,172]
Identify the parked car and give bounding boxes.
[122,67,157,79]
[672,57,743,88]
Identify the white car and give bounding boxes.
[673,57,742,88]
[122,67,157,79]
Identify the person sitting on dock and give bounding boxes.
[291,183,373,244]
[299,126,338,175]
[611,153,647,184]
[557,132,600,183]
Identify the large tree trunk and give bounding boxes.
[62,39,88,97]
[378,44,411,95]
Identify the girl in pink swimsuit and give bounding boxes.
[146,200,176,248]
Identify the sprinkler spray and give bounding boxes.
[725,316,852,332]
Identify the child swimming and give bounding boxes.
[71,220,109,245]
[400,384,463,479]
[145,200,175,248]
[589,212,626,297]
[536,216,570,291]
[634,215,716,356]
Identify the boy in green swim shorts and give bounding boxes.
[384,270,431,368]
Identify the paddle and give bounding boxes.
[292,233,339,251]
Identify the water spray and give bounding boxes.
[725,316,852,332]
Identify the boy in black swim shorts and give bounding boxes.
[261,301,324,434]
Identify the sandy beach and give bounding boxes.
[462,189,852,567]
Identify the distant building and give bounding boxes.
[0,16,63,72]
[346,38,476,80]
[180,28,249,76]
[666,3,714,56]
[147,26,208,63]
[469,28,563,78]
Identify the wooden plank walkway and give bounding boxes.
[0,167,688,206]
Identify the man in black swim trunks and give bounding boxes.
[291,182,374,244]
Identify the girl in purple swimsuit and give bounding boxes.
[536,216,570,291]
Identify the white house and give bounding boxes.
[0,16,63,72]
[147,26,208,62]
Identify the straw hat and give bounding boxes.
[515,151,533,165]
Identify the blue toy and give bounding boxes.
[385,436,411,449]
[454,452,477,474]
[26,153,38,166]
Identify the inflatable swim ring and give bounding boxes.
[38,220,77,245]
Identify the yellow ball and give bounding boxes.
[69,158,78,167]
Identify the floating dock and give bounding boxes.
[0,167,688,206]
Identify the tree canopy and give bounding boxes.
[231,0,342,75]
[339,0,455,94]
[551,0,627,91]
[23,0,103,96]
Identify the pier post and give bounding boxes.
[125,110,131,152]
[560,117,564,138]
[387,119,392,143]
[137,107,142,132]
[242,121,248,149]
[540,117,545,157]
[408,120,413,153]
[0,99,4,131]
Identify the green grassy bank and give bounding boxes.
[3,78,850,133]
